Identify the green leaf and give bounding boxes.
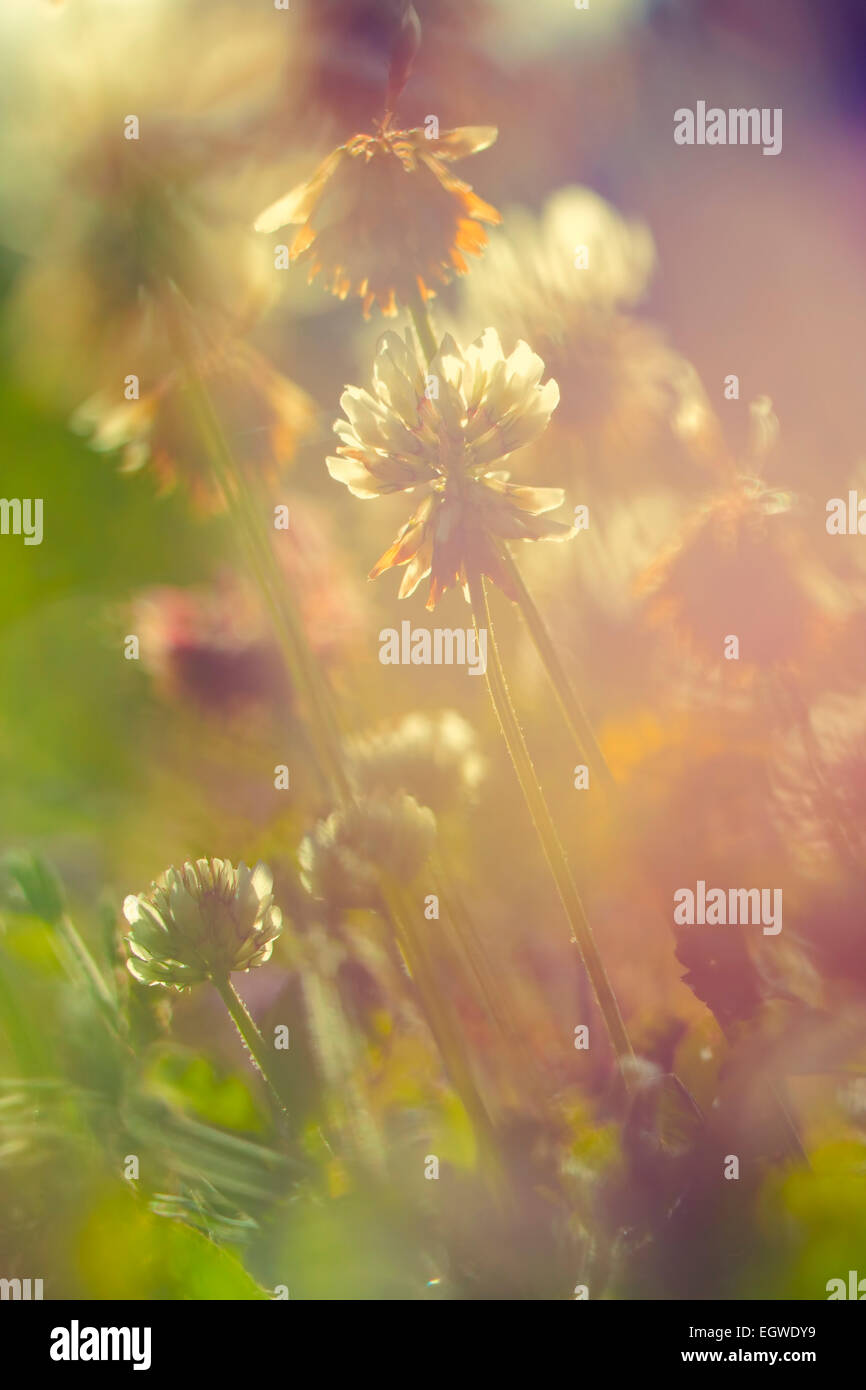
[77,1186,271,1299]
[0,851,64,924]
[145,1047,268,1134]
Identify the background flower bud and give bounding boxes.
[299,793,436,909]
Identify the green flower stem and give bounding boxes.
[468,569,635,1084]
[405,283,439,365]
[300,943,386,1173]
[186,366,350,798]
[402,288,608,790]
[51,913,130,1047]
[402,289,631,1081]
[213,974,291,1119]
[495,542,614,789]
[166,299,351,802]
[60,914,119,1011]
[380,877,501,1170]
[430,860,525,1060]
[0,948,54,1075]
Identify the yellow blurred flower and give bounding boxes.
[255,120,501,317]
[4,2,316,506]
[327,327,573,608]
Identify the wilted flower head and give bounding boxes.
[299,793,436,909]
[637,398,845,675]
[124,859,283,988]
[254,121,501,317]
[6,0,283,410]
[638,469,837,675]
[346,710,485,811]
[3,3,306,500]
[328,327,573,608]
[71,338,316,510]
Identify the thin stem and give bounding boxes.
[58,914,118,1015]
[52,914,131,1049]
[213,974,291,1119]
[432,864,546,1105]
[496,542,613,789]
[769,1080,809,1166]
[468,570,635,1084]
[404,282,438,365]
[301,934,387,1173]
[431,861,522,1056]
[246,457,349,768]
[188,370,350,798]
[379,877,501,1173]
[168,299,351,802]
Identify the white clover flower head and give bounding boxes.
[123,858,283,989]
[457,188,715,456]
[463,186,656,331]
[327,327,572,608]
[346,710,486,812]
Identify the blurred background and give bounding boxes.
[1,0,866,1300]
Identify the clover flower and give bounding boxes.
[459,186,713,470]
[11,70,275,409]
[346,711,485,812]
[123,859,283,989]
[254,121,501,317]
[637,475,831,673]
[299,793,436,910]
[5,4,304,495]
[327,327,573,608]
[465,186,656,321]
[637,401,842,675]
[71,338,315,511]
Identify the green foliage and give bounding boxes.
[145,1047,269,1134]
[0,850,64,924]
[76,1187,271,1300]
[744,1143,866,1300]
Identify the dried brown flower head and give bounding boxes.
[255,121,501,317]
[71,338,316,512]
[638,474,834,673]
